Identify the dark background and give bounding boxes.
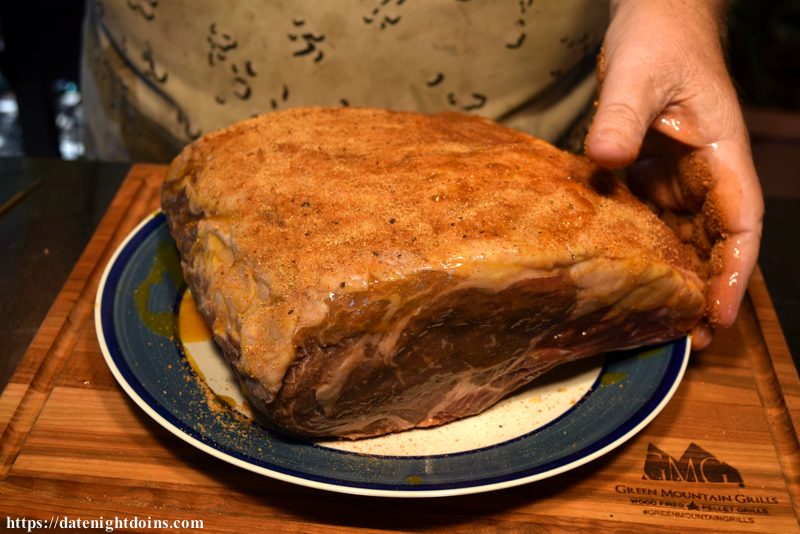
[728,0,800,110]
[0,1,84,157]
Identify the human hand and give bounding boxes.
[585,0,764,350]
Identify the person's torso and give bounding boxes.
[86,0,608,157]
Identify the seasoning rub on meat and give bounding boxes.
[162,108,705,439]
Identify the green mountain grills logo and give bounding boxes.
[643,443,744,486]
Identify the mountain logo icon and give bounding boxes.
[642,443,744,486]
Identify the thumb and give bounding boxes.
[586,57,668,169]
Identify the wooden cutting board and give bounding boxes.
[1,164,798,533]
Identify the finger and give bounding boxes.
[690,323,713,351]
[707,230,761,328]
[586,55,670,169]
[699,138,764,328]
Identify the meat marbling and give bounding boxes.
[162,107,705,439]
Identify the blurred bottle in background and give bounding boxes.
[0,72,23,157]
[0,21,23,157]
[53,79,84,160]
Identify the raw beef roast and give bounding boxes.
[162,108,705,439]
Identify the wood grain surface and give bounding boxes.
[0,165,798,533]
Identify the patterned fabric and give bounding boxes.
[82,0,608,162]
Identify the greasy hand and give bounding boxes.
[585,0,763,350]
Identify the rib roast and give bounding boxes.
[162,107,705,439]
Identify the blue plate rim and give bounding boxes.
[95,210,690,498]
